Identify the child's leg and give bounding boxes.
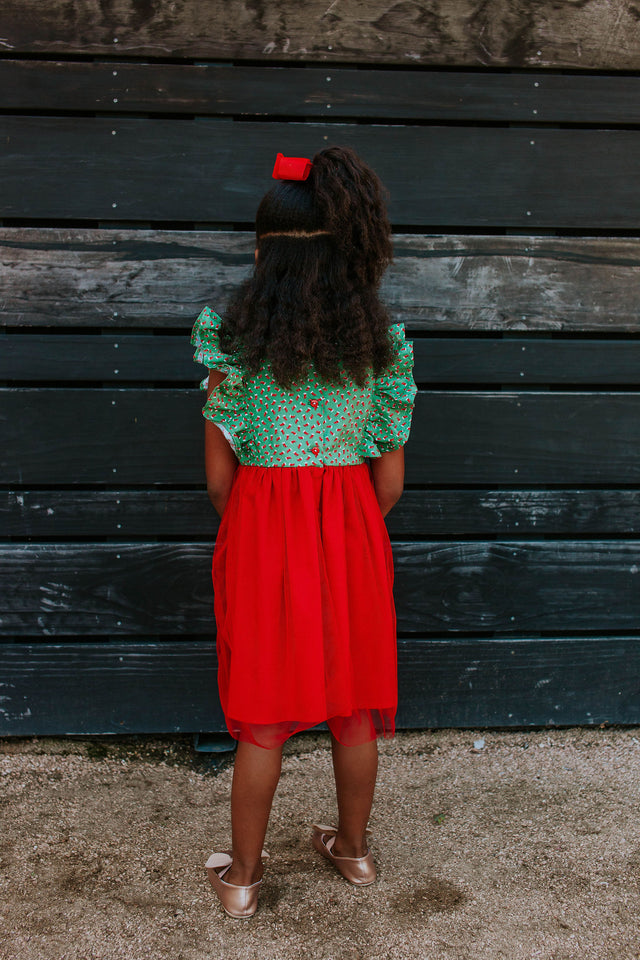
[224,739,283,886]
[330,733,378,858]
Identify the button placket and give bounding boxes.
[308,396,322,458]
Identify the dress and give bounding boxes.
[191,306,417,749]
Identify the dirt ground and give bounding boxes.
[0,726,639,960]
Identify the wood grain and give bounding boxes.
[1,637,638,734]
[3,60,640,123]
[3,118,640,227]
[1,0,640,68]
[3,541,640,637]
[5,489,640,539]
[3,230,640,331]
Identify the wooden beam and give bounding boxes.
[3,230,640,331]
[3,60,640,123]
[6,333,640,384]
[2,541,640,636]
[5,489,640,538]
[1,1,640,69]
[2,118,640,227]
[5,388,640,485]
[0,637,638,735]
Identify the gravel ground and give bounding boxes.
[1,727,639,960]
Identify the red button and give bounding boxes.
[311,445,320,456]
[309,398,319,408]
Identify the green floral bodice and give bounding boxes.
[191,307,417,467]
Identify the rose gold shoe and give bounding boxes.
[205,849,269,918]
[311,823,376,886]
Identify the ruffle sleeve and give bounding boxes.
[357,323,418,458]
[190,306,250,458]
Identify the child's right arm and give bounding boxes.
[204,368,239,518]
[369,447,405,518]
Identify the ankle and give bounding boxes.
[225,859,264,885]
[332,832,369,858]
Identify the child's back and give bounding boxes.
[192,146,417,917]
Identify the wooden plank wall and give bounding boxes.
[2,0,640,735]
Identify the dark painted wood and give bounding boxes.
[4,230,640,332]
[388,491,640,537]
[2,389,204,485]
[412,339,640,385]
[1,334,198,382]
[0,636,638,735]
[1,543,216,637]
[2,490,223,539]
[6,333,640,385]
[0,642,223,735]
[3,541,640,637]
[2,1,640,69]
[3,118,640,227]
[394,540,640,633]
[4,60,640,124]
[5,388,640,485]
[5,489,640,539]
[395,637,640,728]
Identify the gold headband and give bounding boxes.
[258,230,332,240]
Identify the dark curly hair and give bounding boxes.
[218,146,396,389]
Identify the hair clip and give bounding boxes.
[272,153,312,181]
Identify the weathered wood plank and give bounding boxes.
[5,389,640,485]
[5,489,640,539]
[3,230,640,332]
[1,1,640,69]
[0,635,638,735]
[4,60,640,123]
[6,333,640,385]
[2,541,640,637]
[2,118,640,227]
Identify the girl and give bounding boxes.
[191,146,417,918]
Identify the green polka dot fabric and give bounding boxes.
[191,306,417,466]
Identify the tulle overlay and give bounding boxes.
[212,463,398,750]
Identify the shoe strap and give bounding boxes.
[205,852,232,870]
[205,849,269,870]
[312,822,372,836]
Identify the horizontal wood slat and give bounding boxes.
[0,637,638,735]
[3,60,640,124]
[1,1,640,69]
[3,119,640,227]
[414,339,640,385]
[5,333,640,385]
[5,489,640,538]
[2,541,640,637]
[5,389,640,485]
[2,389,204,485]
[3,230,640,332]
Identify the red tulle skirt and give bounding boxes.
[212,462,398,750]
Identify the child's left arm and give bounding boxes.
[204,369,239,518]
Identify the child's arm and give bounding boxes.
[204,369,239,518]
[369,447,405,518]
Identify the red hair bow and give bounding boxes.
[272,152,312,181]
